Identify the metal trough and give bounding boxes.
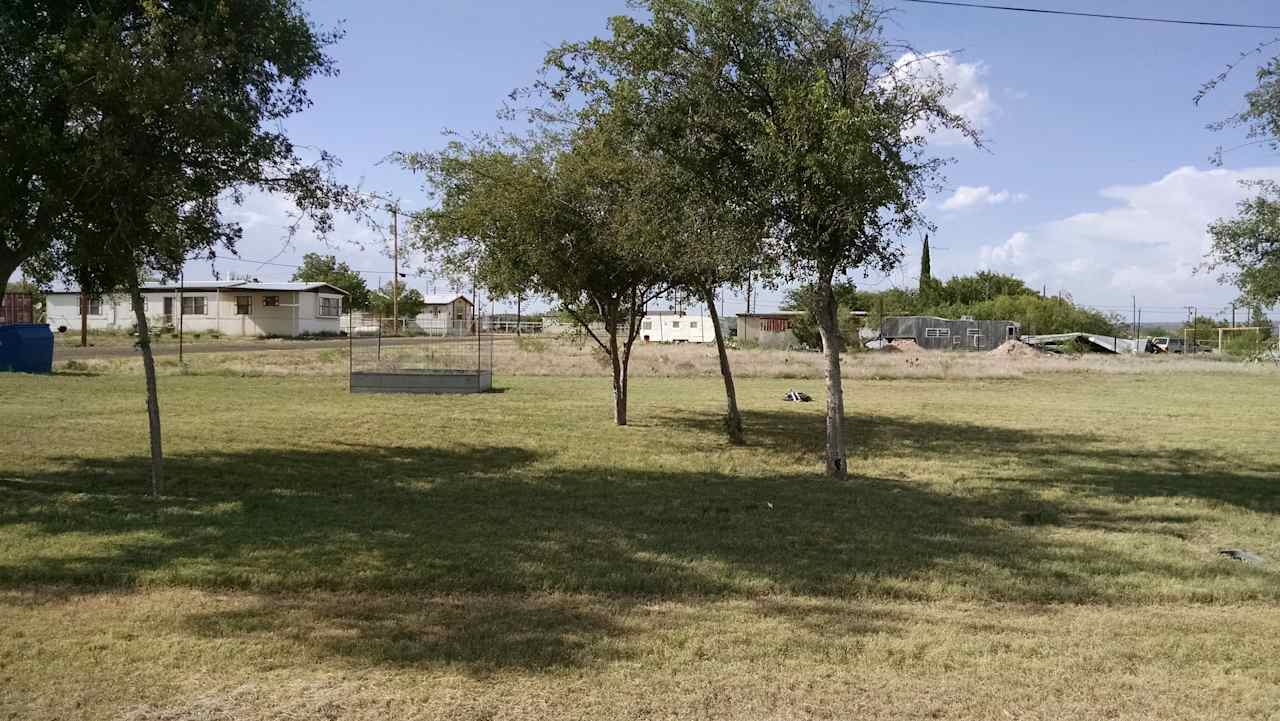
[350,369,493,394]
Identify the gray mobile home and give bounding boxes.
[880,316,1020,351]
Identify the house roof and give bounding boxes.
[421,293,473,306]
[48,281,349,295]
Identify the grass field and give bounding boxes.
[1,347,1278,720]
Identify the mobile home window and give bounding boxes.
[318,297,341,317]
[641,321,652,330]
[181,296,205,315]
[924,327,950,338]
[688,321,698,328]
[262,295,280,307]
[235,296,252,315]
[671,321,681,328]
[967,328,981,336]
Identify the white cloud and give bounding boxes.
[892,51,994,144]
[941,185,1026,210]
[975,165,1280,306]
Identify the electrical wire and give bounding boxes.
[900,0,1280,31]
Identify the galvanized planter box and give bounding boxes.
[350,370,493,394]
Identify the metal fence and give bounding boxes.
[348,313,495,394]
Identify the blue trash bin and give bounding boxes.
[0,323,54,374]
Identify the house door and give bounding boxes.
[162,297,173,327]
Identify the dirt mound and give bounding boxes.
[889,339,924,353]
[988,339,1039,359]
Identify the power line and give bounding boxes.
[900,0,1280,31]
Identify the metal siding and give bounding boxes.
[880,316,1020,351]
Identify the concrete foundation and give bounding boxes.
[350,370,493,394]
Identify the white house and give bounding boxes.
[408,293,475,335]
[46,281,349,337]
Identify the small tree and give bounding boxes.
[21,0,358,495]
[548,0,974,476]
[293,253,371,311]
[402,130,671,425]
[371,284,426,319]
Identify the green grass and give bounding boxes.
[1,369,1279,719]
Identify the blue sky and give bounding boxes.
[204,0,1280,325]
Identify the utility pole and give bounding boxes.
[391,203,399,335]
[1232,304,1237,328]
[1132,295,1137,347]
[516,292,522,337]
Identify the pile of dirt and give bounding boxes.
[889,339,924,353]
[988,339,1040,359]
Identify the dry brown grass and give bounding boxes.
[5,590,1278,721]
[55,336,1279,381]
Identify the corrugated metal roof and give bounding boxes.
[51,281,348,295]
[421,293,472,306]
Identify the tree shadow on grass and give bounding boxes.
[1,414,1277,673]
[663,407,1280,514]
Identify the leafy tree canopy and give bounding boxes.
[1203,51,1280,306]
[371,284,426,319]
[292,253,371,311]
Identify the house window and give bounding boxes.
[430,307,441,318]
[318,297,341,317]
[924,327,950,338]
[235,296,252,315]
[641,321,652,330]
[262,295,280,307]
[86,297,102,316]
[181,296,205,316]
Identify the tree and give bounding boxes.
[1201,49,1280,306]
[371,284,426,319]
[292,253,371,311]
[547,0,973,476]
[403,128,672,426]
[20,0,356,496]
[0,3,90,298]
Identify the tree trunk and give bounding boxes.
[0,252,21,316]
[128,277,165,497]
[608,323,627,426]
[814,274,847,478]
[701,284,744,445]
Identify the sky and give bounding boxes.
[193,0,1280,326]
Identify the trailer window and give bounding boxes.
[924,327,950,338]
[181,296,205,315]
